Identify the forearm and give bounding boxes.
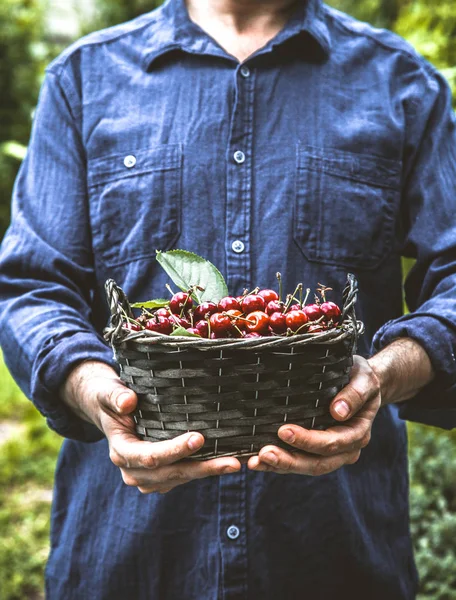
[368,337,435,406]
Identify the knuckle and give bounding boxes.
[310,459,330,477]
[109,449,126,468]
[360,432,371,449]
[348,451,361,465]
[325,440,340,456]
[120,471,138,487]
[166,469,187,482]
[140,454,157,469]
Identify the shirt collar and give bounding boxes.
[141,0,332,70]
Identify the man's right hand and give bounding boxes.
[60,360,241,494]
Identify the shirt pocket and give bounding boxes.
[88,144,182,268]
[294,145,401,270]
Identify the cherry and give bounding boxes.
[169,314,191,329]
[241,294,266,314]
[145,316,173,335]
[124,322,142,331]
[266,300,284,316]
[218,296,241,312]
[303,304,323,321]
[307,323,325,333]
[195,320,209,338]
[287,304,301,312]
[245,311,270,334]
[209,312,233,335]
[269,312,287,334]
[244,332,262,338]
[320,302,342,322]
[187,327,201,336]
[285,310,309,333]
[225,309,246,332]
[193,302,218,322]
[258,289,279,304]
[155,308,170,318]
[169,292,193,315]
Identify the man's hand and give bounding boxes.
[248,338,434,475]
[247,356,381,475]
[60,361,241,494]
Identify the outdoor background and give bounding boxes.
[0,1,455,598]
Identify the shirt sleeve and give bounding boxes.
[372,63,456,430]
[0,67,116,442]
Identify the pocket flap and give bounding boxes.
[88,143,182,187]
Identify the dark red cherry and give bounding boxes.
[269,312,287,334]
[285,310,309,333]
[169,292,193,314]
[187,327,201,336]
[287,304,301,313]
[266,300,285,316]
[195,320,209,337]
[169,314,191,329]
[155,307,170,318]
[258,289,279,304]
[209,312,233,335]
[320,302,342,322]
[244,332,262,338]
[241,294,266,314]
[218,296,241,312]
[145,316,172,335]
[303,304,323,321]
[225,309,246,332]
[193,302,218,321]
[307,323,325,333]
[245,311,270,334]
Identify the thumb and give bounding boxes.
[104,381,138,415]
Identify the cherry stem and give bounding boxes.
[276,272,282,302]
[303,288,311,306]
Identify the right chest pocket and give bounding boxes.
[88,144,182,268]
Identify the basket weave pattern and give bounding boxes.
[105,275,363,460]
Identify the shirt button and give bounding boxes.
[232,240,245,254]
[240,65,250,78]
[124,155,137,168]
[227,525,240,540]
[233,150,245,164]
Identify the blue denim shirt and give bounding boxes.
[1,0,456,597]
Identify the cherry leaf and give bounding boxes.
[169,326,200,337]
[156,249,228,304]
[131,299,169,309]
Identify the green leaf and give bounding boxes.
[1,141,27,161]
[169,326,200,337]
[156,249,228,304]
[131,299,169,309]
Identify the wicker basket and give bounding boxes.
[104,275,364,460]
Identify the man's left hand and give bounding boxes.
[247,356,381,475]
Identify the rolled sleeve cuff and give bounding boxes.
[31,331,118,442]
[372,314,456,430]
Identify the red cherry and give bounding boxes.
[225,309,247,332]
[218,296,241,312]
[187,327,201,336]
[266,300,285,316]
[245,311,270,334]
[169,314,191,329]
[169,292,193,315]
[320,302,342,322]
[155,307,170,318]
[145,316,173,335]
[303,304,323,321]
[285,310,309,333]
[209,312,233,335]
[193,302,218,321]
[258,289,279,304]
[241,294,266,314]
[269,312,287,334]
[195,320,209,337]
[244,332,262,338]
[124,322,142,331]
[287,304,301,312]
[307,323,325,333]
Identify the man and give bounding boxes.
[0,0,455,597]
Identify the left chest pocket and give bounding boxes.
[88,144,182,268]
[294,145,401,270]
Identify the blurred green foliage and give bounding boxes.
[1,1,456,599]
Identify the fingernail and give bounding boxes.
[262,452,278,466]
[116,392,131,411]
[280,428,295,443]
[334,400,350,419]
[223,465,238,474]
[187,434,202,450]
